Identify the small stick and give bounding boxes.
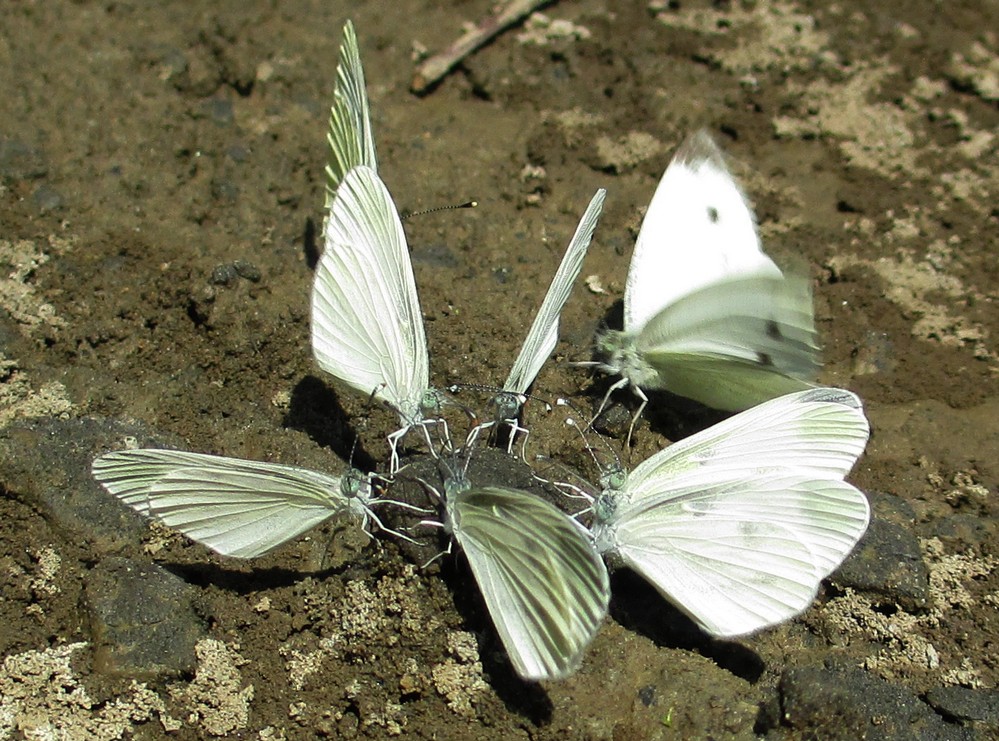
[411,0,555,95]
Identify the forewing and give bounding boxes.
[452,486,609,681]
[604,472,870,636]
[93,448,240,514]
[313,165,429,421]
[504,189,606,395]
[92,449,361,558]
[626,388,870,494]
[637,272,819,410]
[625,130,781,331]
[324,20,377,211]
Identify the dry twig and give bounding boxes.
[411,0,555,95]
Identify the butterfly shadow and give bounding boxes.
[283,376,378,472]
[303,216,321,270]
[607,569,766,683]
[639,392,730,442]
[153,555,373,598]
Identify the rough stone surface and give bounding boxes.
[762,664,973,741]
[0,417,184,555]
[85,556,207,677]
[836,493,931,612]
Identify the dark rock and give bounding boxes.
[759,664,972,740]
[32,183,63,212]
[925,685,999,727]
[0,138,47,181]
[0,417,186,555]
[411,243,459,268]
[590,401,632,439]
[203,96,234,126]
[931,514,994,550]
[835,493,930,612]
[211,260,261,285]
[85,556,207,677]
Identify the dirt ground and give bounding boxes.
[2,0,998,738]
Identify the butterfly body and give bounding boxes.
[594,131,819,418]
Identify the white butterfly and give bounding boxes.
[489,188,607,444]
[589,387,870,637]
[91,448,374,559]
[439,464,610,681]
[324,20,377,215]
[592,131,819,433]
[312,165,443,470]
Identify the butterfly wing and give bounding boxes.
[626,388,870,492]
[92,449,367,558]
[597,471,868,637]
[449,486,609,681]
[592,390,871,636]
[324,20,377,213]
[624,130,781,332]
[312,165,429,423]
[635,272,819,411]
[502,189,606,396]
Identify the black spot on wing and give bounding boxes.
[765,320,783,340]
[707,205,720,223]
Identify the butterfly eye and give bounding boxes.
[599,467,627,492]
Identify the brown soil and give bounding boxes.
[2,1,997,738]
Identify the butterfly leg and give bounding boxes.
[624,387,649,449]
[419,538,452,569]
[464,420,489,451]
[500,417,530,457]
[433,417,454,453]
[590,377,630,429]
[387,426,408,474]
[517,423,532,463]
[362,507,425,545]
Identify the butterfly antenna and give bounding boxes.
[556,395,624,501]
[400,200,477,221]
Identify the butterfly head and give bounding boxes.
[598,464,627,493]
[420,388,446,417]
[593,329,659,389]
[489,390,525,423]
[592,464,627,527]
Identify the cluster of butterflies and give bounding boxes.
[91,22,871,683]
